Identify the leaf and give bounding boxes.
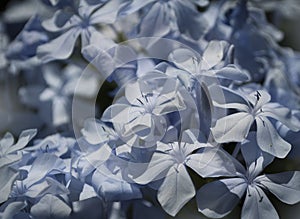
[157,164,195,216]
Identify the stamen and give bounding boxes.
[145,94,149,103]
[136,98,143,105]
[259,117,265,127]
[254,90,261,101]
[247,187,251,197]
[174,166,179,173]
[255,187,264,202]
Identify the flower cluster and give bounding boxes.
[1,0,300,218]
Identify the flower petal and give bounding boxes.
[256,117,291,158]
[131,152,174,184]
[37,28,81,62]
[186,147,245,178]
[256,171,300,205]
[157,164,195,216]
[242,186,279,219]
[30,194,71,219]
[196,178,247,218]
[211,112,254,143]
[0,167,19,204]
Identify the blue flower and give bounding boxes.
[210,86,300,158]
[102,75,186,147]
[6,16,48,61]
[0,129,36,168]
[196,133,300,219]
[24,133,75,158]
[129,130,241,216]
[10,153,69,199]
[120,0,208,39]
[37,0,124,62]
[168,40,250,91]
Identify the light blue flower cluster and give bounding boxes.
[1,0,300,218]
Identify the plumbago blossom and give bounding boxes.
[2,0,300,218]
[102,74,187,147]
[196,133,300,218]
[0,129,36,203]
[210,86,300,158]
[168,40,250,89]
[120,0,209,39]
[128,130,244,216]
[37,0,125,62]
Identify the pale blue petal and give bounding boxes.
[256,117,291,158]
[90,0,127,24]
[37,28,81,62]
[202,41,228,70]
[157,164,195,216]
[209,85,249,111]
[186,147,245,177]
[91,168,142,201]
[120,0,156,16]
[8,129,37,153]
[261,103,300,132]
[197,178,247,218]
[25,153,66,186]
[214,64,250,82]
[240,132,274,177]
[30,194,71,219]
[131,152,175,184]
[138,2,171,37]
[256,171,300,205]
[0,201,27,219]
[0,167,19,204]
[242,186,279,219]
[211,112,254,143]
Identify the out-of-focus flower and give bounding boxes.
[37,0,125,62]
